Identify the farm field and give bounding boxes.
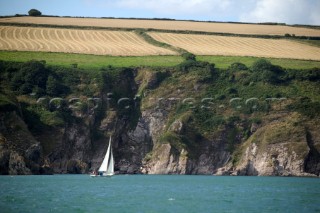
[0,26,175,56]
[149,32,320,61]
[1,51,319,70]
[1,16,320,37]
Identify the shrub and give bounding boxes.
[286,68,320,81]
[251,59,273,72]
[178,60,199,73]
[226,87,238,94]
[46,75,62,96]
[250,59,284,84]
[228,62,248,72]
[28,9,42,16]
[10,60,49,95]
[178,60,216,82]
[182,53,196,61]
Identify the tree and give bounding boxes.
[182,53,196,61]
[228,62,248,72]
[28,9,42,16]
[250,59,284,84]
[10,60,49,95]
[251,59,273,72]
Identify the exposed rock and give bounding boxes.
[48,123,92,174]
[250,122,260,133]
[25,143,41,163]
[169,120,183,134]
[0,112,52,175]
[117,117,152,174]
[99,110,117,131]
[66,159,88,174]
[9,152,31,175]
[143,144,188,174]
[304,129,320,176]
[2,67,320,177]
[234,117,317,176]
[142,110,168,144]
[0,149,10,175]
[214,165,233,176]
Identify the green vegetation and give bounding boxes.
[135,30,186,54]
[0,60,140,134]
[287,97,320,118]
[0,91,18,111]
[1,51,319,70]
[250,59,284,84]
[138,56,320,160]
[28,9,42,16]
[0,51,183,69]
[297,40,320,48]
[1,56,319,161]
[197,55,320,69]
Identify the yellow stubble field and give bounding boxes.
[0,16,320,37]
[149,32,320,61]
[0,26,176,56]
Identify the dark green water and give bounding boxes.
[0,175,319,213]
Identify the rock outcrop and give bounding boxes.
[232,114,319,177]
[1,66,320,177]
[0,111,51,175]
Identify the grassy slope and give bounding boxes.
[1,51,320,70]
[197,55,320,69]
[0,51,183,69]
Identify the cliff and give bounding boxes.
[0,59,319,176]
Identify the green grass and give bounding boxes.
[0,51,183,69]
[197,55,320,69]
[296,40,320,48]
[0,51,319,70]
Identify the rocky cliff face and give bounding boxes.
[232,114,320,177]
[46,123,92,174]
[130,68,320,177]
[0,111,52,175]
[1,66,320,177]
[137,111,320,176]
[140,116,232,175]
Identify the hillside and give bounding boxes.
[0,16,320,176]
[149,32,320,60]
[0,26,175,56]
[1,16,320,36]
[0,59,319,176]
[0,16,320,61]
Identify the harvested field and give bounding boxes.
[0,26,176,56]
[149,32,320,61]
[0,17,320,37]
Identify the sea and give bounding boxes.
[0,175,319,213]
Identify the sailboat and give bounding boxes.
[91,137,114,177]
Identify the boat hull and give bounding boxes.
[90,174,114,177]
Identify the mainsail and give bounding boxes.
[98,137,114,176]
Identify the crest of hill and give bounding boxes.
[0,16,320,37]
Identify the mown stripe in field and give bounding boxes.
[0,26,176,56]
[149,32,320,61]
[1,17,320,37]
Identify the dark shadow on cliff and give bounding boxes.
[304,130,320,176]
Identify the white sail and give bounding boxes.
[98,137,114,176]
[107,144,114,175]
